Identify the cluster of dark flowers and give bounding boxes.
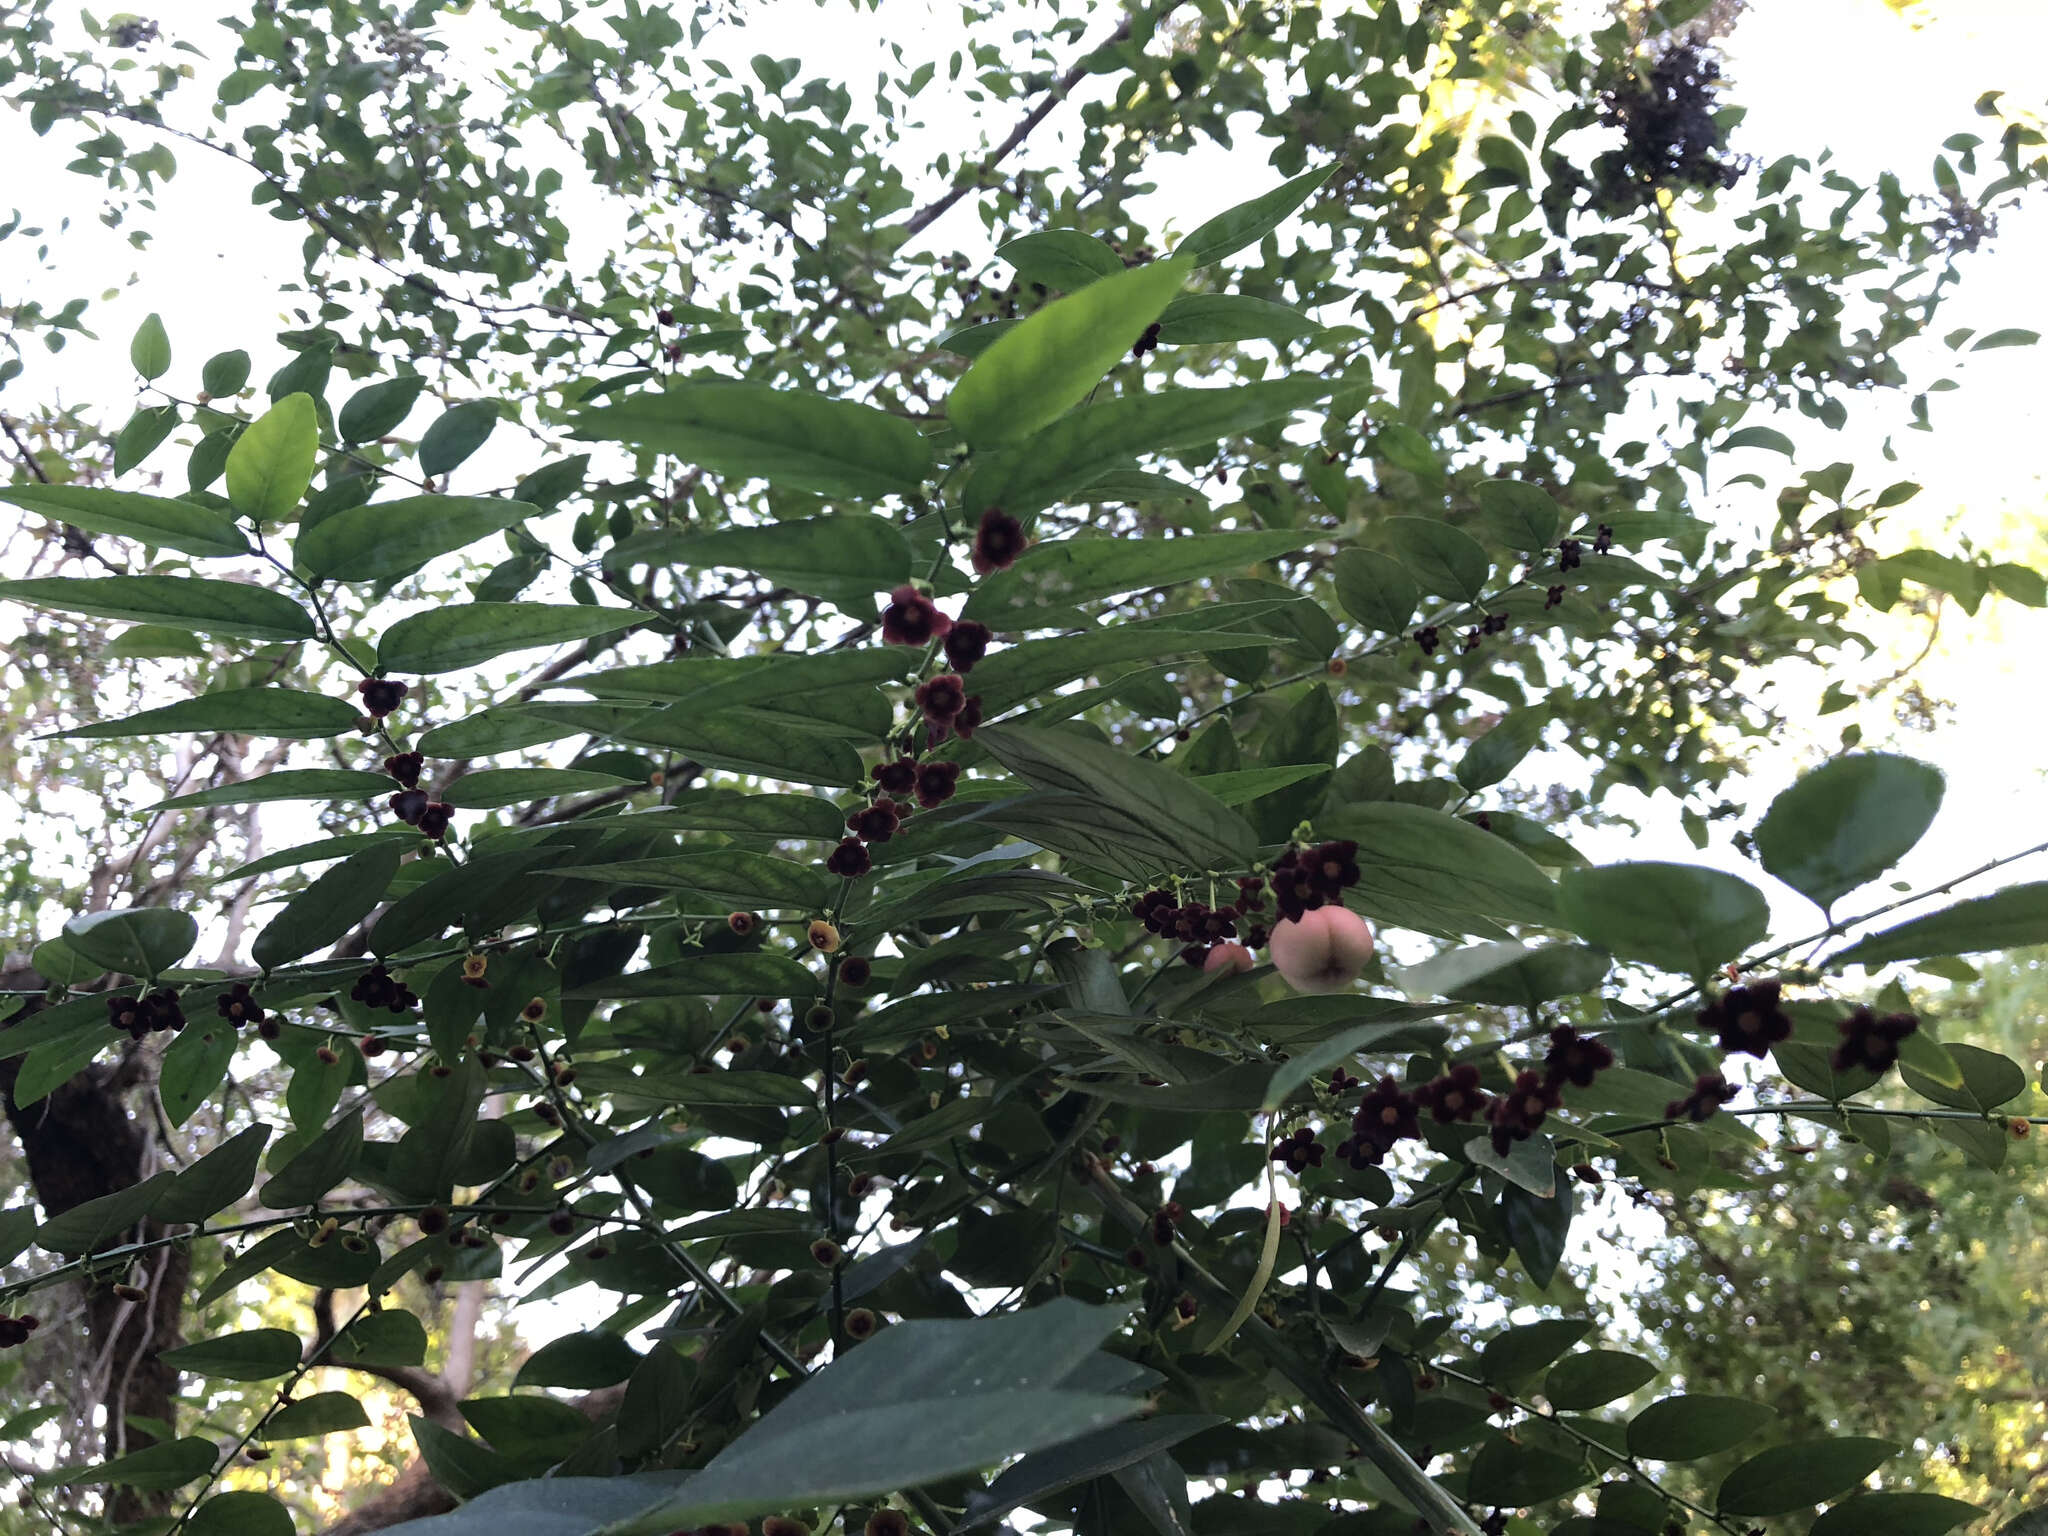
[1130,321,1162,360]
[351,963,420,1015]
[1668,977,1921,1122]
[1280,1026,1619,1174]
[107,988,185,1039]
[1592,36,1750,210]
[1132,875,1270,965]
[379,739,453,841]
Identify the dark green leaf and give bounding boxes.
[158,1023,235,1127]
[525,703,864,787]
[226,393,318,521]
[573,386,932,498]
[156,769,395,813]
[1558,863,1769,975]
[1154,294,1319,343]
[379,602,641,674]
[63,907,197,977]
[115,406,181,474]
[202,350,252,397]
[1177,166,1335,267]
[262,1392,370,1440]
[1480,1319,1590,1383]
[260,1110,365,1208]
[1808,1493,1982,1536]
[1502,1180,1572,1286]
[459,1395,595,1461]
[1756,754,1944,911]
[1900,1041,2029,1112]
[552,851,831,910]
[514,1331,643,1390]
[57,688,362,740]
[34,1171,175,1255]
[0,576,314,643]
[604,514,911,605]
[562,953,819,1001]
[47,1436,216,1490]
[1380,517,1491,602]
[443,768,642,809]
[1544,1350,1658,1411]
[1332,549,1420,634]
[253,845,403,971]
[1716,1439,1897,1517]
[1465,1434,1595,1507]
[948,257,1192,447]
[188,1490,297,1536]
[339,375,428,443]
[418,400,500,477]
[1472,480,1561,549]
[1456,706,1549,792]
[331,1309,430,1369]
[1831,882,2048,967]
[1321,802,1558,931]
[962,1416,1221,1531]
[157,1125,273,1224]
[160,1328,302,1382]
[0,485,248,558]
[970,620,1282,715]
[295,496,538,583]
[1627,1395,1774,1461]
[998,230,1125,290]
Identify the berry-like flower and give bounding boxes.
[360,1034,387,1059]
[215,982,263,1029]
[1487,1070,1562,1153]
[384,751,424,788]
[950,695,984,739]
[107,993,146,1038]
[943,619,993,673]
[881,584,952,646]
[1557,538,1583,572]
[136,988,185,1034]
[810,1237,843,1268]
[872,758,918,796]
[914,759,961,808]
[416,801,454,840]
[728,911,759,938]
[1700,979,1792,1059]
[866,1510,911,1536]
[807,920,841,954]
[1305,840,1360,899]
[763,1517,811,1536]
[1545,584,1566,610]
[460,952,489,987]
[1413,625,1440,655]
[838,955,873,989]
[1270,1126,1326,1174]
[520,996,548,1024]
[1543,1025,1615,1089]
[972,508,1028,574]
[351,963,419,1015]
[1340,1075,1421,1166]
[388,788,429,826]
[843,1309,879,1341]
[1830,1005,1919,1074]
[1416,1062,1486,1123]
[0,1316,36,1349]
[357,677,408,717]
[847,799,905,843]
[826,837,873,877]
[1593,523,1614,555]
[1665,1070,1739,1122]
[916,673,968,729]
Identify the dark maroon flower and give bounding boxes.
[943,619,993,673]
[881,584,952,646]
[950,695,983,739]
[1700,979,1792,1059]
[872,758,918,795]
[1666,1070,1740,1123]
[1236,875,1267,912]
[914,759,961,808]
[1413,625,1440,655]
[847,799,905,843]
[916,673,969,728]
[389,788,430,825]
[1487,1069,1561,1154]
[384,751,424,788]
[135,987,185,1034]
[1328,1066,1361,1096]
[1269,847,1328,922]
[1557,538,1583,572]
[1831,1005,1919,1074]
[1343,1075,1420,1165]
[1306,840,1360,899]
[826,837,873,877]
[0,1317,34,1349]
[657,307,676,325]
[1270,1126,1326,1174]
[357,677,408,717]
[351,964,419,1015]
[107,993,146,1039]
[1543,1025,1615,1089]
[216,982,264,1029]
[971,508,1028,575]
[838,955,873,988]
[1593,524,1614,555]
[415,801,454,840]
[1130,321,1163,360]
[1545,584,1566,610]
[1416,1063,1486,1123]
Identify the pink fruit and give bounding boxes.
[1204,942,1254,974]
[1268,907,1374,994]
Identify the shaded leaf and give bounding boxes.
[1756,754,1944,911]
[379,603,641,674]
[0,576,314,643]
[0,485,248,558]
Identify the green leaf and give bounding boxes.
[331,1309,430,1369]
[966,530,1309,623]
[1177,165,1335,267]
[552,851,832,911]
[969,619,1283,715]
[962,1416,1221,1531]
[631,1300,1144,1528]
[977,723,1257,873]
[0,576,314,643]
[159,1022,236,1127]
[419,400,500,478]
[260,1109,365,1208]
[105,624,211,659]
[1831,882,2048,967]
[1472,480,1561,550]
[157,1125,272,1224]
[262,1392,370,1441]
[1722,425,1796,455]
[1970,327,2039,350]
[561,953,819,1001]
[1755,754,1944,911]
[63,907,197,977]
[159,1328,302,1382]
[948,257,1192,447]
[604,514,912,605]
[33,1170,176,1255]
[1716,1438,1898,1517]
[115,405,181,474]
[155,769,396,813]
[202,350,252,397]
[1321,802,1559,931]
[460,1395,597,1461]
[0,485,248,558]
[1380,517,1491,602]
[47,1436,217,1490]
[58,687,362,740]
[998,229,1125,290]
[1456,706,1549,792]
[188,1490,297,1536]
[1332,548,1420,634]
[295,496,538,583]
[1480,1320,1591,1386]
[525,703,864,787]
[1544,1350,1658,1411]
[378,602,641,674]
[514,1331,643,1390]
[130,312,172,381]
[1808,1493,1983,1536]
[339,374,428,442]
[1261,1021,1448,1111]
[572,386,932,498]
[443,768,642,809]
[253,845,403,971]
[1900,1041,2029,1112]
[960,380,1330,520]
[1557,863,1769,976]
[1154,294,1319,344]
[1465,1434,1594,1507]
[938,320,1019,359]
[1628,1395,1774,1461]
[226,393,318,521]
[1468,1130,1558,1197]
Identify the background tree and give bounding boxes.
[1,1,2046,1534]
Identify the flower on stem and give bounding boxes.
[881,584,951,646]
[971,508,1028,574]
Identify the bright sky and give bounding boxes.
[5,0,2046,1364]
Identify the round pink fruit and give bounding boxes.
[1204,942,1255,974]
[1268,907,1375,994]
